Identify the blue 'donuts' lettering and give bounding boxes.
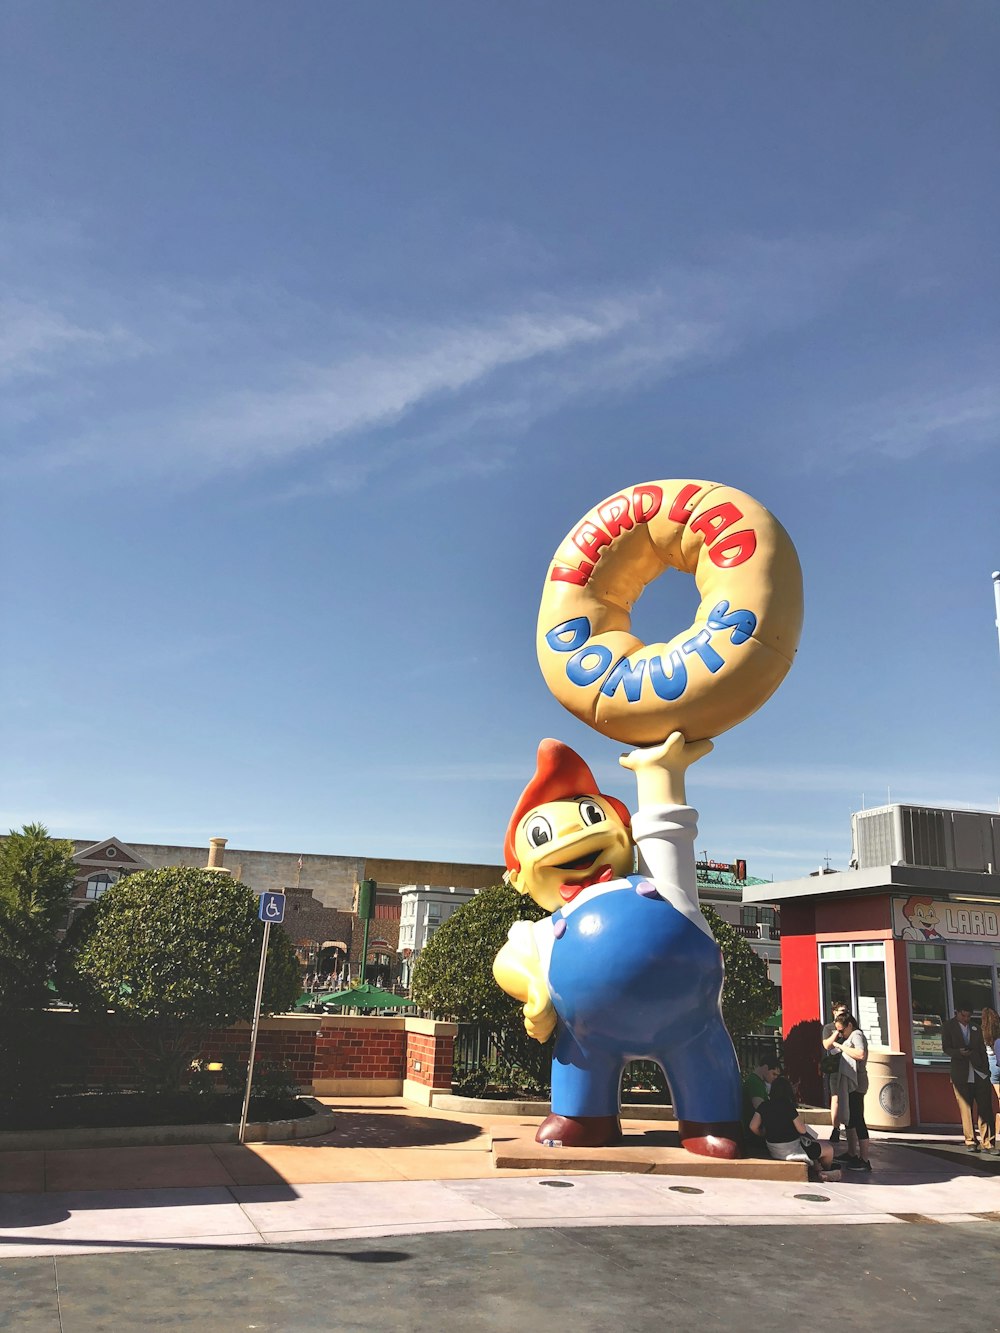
[545,600,758,705]
[566,645,614,685]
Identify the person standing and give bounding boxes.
[833,1012,872,1172]
[821,1002,847,1143]
[981,1007,1000,1157]
[942,1005,995,1152]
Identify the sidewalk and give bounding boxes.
[0,1098,997,1258]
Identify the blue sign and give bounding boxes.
[258,892,286,924]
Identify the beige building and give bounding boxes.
[66,834,505,986]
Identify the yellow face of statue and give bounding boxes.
[508,796,634,913]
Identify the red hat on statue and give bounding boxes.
[504,739,631,871]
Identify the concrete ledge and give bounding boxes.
[313,1078,402,1096]
[316,1014,406,1030]
[402,1079,453,1106]
[430,1093,678,1120]
[492,1130,809,1181]
[0,1097,335,1152]
[404,1017,458,1037]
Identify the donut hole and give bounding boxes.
[626,564,702,647]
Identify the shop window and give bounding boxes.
[855,959,889,1048]
[823,972,849,1017]
[907,957,948,1057]
[818,942,888,1045]
[905,945,999,1058]
[951,964,996,1017]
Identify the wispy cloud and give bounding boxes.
[380,755,999,813]
[2,221,925,493]
[863,379,1000,461]
[0,297,142,384]
[786,360,1000,473]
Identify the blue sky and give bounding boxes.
[2,2,998,882]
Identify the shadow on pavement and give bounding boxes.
[0,1235,414,1258]
[305,1111,483,1148]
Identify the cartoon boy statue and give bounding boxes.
[494,731,743,1158]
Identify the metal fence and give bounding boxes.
[732,1032,783,1071]
[453,1023,504,1080]
[453,1023,784,1096]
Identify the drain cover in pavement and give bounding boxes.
[539,1180,575,1187]
[794,1193,830,1202]
[668,1185,705,1194]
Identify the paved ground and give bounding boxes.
[0,1099,998,1329]
[2,1223,999,1332]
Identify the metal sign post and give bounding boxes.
[238,893,285,1144]
[357,879,376,985]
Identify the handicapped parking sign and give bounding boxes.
[259,892,286,924]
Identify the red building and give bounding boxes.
[744,803,1000,1129]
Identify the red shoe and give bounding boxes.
[678,1119,743,1159]
[534,1113,622,1148]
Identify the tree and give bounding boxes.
[412,885,551,1091]
[57,867,301,1091]
[412,884,546,1025]
[701,904,777,1038]
[0,823,78,1095]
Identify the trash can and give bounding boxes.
[864,1050,911,1130]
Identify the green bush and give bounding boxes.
[57,868,301,1091]
[0,823,77,1096]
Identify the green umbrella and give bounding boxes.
[298,983,416,1011]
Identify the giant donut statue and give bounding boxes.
[536,479,803,745]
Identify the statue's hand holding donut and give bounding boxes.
[620,731,714,807]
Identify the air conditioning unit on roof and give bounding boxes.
[851,804,999,874]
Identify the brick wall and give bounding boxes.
[36,1012,455,1098]
[404,1019,456,1091]
[314,1018,406,1084]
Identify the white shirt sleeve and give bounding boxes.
[630,804,713,938]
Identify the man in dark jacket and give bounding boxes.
[941,1005,994,1152]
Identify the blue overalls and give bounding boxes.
[544,876,742,1123]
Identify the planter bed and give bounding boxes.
[0,1094,335,1151]
[0,1091,311,1132]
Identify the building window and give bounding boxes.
[85,871,117,899]
[951,963,996,1016]
[819,942,888,1047]
[905,945,999,1059]
[907,948,948,1056]
[759,907,776,927]
[740,906,758,927]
